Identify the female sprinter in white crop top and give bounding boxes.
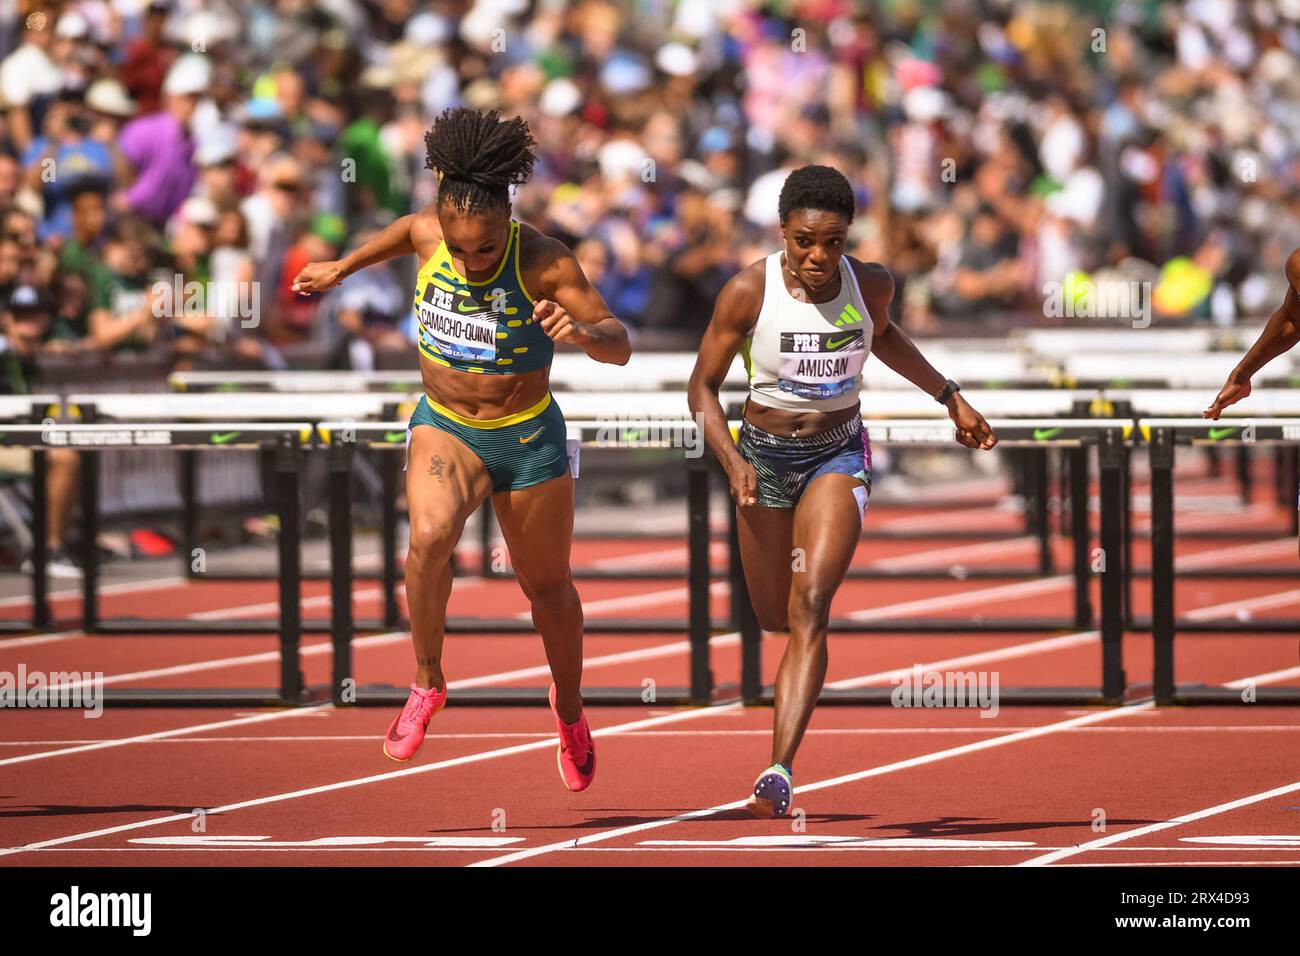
[688,165,998,818]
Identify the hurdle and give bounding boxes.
[321,417,1126,708]
[734,418,1131,707]
[1140,418,1300,706]
[0,422,312,706]
[320,417,718,707]
[1118,390,1300,551]
[0,394,62,632]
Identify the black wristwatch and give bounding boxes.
[934,379,961,405]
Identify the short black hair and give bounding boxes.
[68,179,109,204]
[778,164,855,225]
[424,108,537,216]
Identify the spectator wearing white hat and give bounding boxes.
[0,10,66,153]
[84,78,138,186]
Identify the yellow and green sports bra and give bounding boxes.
[412,219,553,374]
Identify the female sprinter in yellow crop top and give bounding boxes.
[293,108,630,792]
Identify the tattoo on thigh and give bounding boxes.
[428,455,444,482]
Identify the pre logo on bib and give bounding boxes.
[777,330,866,399]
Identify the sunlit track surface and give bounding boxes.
[1,459,1297,867]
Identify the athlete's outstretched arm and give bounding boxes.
[1206,249,1300,419]
[688,266,765,506]
[291,212,422,295]
[856,261,997,450]
[526,235,631,366]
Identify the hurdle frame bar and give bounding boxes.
[65,395,408,591]
[734,419,1130,707]
[1142,418,1300,706]
[321,419,719,707]
[0,396,63,631]
[0,422,313,705]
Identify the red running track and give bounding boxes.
[1,467,1298,867]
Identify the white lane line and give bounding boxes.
[446,634,739,690]
[33,551,1091,693]
[471,701,1157,868]
[1176,537,1295,569]
[17,845,1300,857]
[877,508,1018,533]
[542,583,699,617]
[17,533,1296,700]
[0,575,187,610]
[0,606,1128,856]
[14,846,521,855]
[0,705,334,768]
[586,544,726,570]
[1224,664,1300,689]
[1137,501,1279,533]
[848,575,1070,621]
[0,702,746,859]
[1019,659,1300,866]
[0,733,553,745]
[9,723,1300,746]
[0,630,84,650]
[1038,860,1300,867]
[1019,778,1300,867]
[870,537,1034,570]
[824,631,1097,690]
[0,627,744,764]
[3,629,734,697]
[1186,588,1300,621]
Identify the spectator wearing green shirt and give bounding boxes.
[88,218,157,353]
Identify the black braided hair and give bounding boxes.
[778,164,856,225]
[424,108,537,215]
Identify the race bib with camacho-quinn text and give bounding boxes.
[416,285,498,363]
[777,330,866,399]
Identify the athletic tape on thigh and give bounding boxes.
[852,483,869,522]
[566,437,580,478]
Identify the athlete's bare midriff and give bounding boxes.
[418,358,550,419]
[742,399,859,438]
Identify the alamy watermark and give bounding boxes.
[890,664,1000,717]
[1042,277,1152,329]
[592,412,705,458]
[0,664,104,717]
[50,886,151,936]
[151,275,261,328]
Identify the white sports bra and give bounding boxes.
[741,252,873,413]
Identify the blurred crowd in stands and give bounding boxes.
[1,0,1299,390]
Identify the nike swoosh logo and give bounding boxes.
[210,432,240,444]
[559,738,595,776]
[519,426,545,444]
[826,336,856,350]
[1207,426,1238,441]
[457,299,484,313]
[1033,427,1063,441]
[384,431,406,443]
